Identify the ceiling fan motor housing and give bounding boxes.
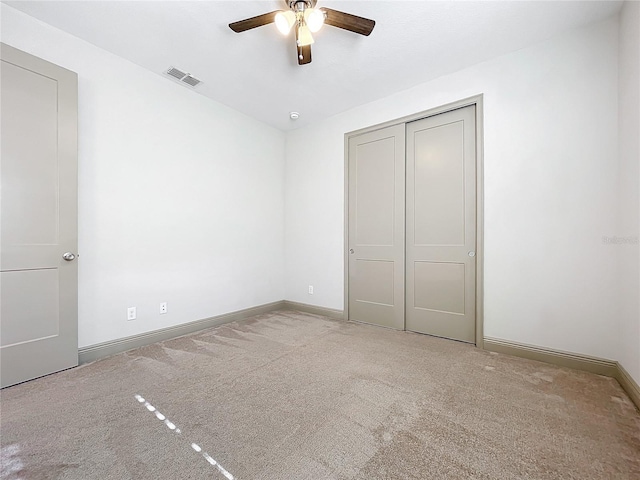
[288,0,317,9]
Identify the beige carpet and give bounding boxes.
[1,310,639,479]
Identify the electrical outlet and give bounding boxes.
[160,302,167,314]
[308,285,314,295]
[127,307,136,321]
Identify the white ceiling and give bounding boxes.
[5,0,623,131]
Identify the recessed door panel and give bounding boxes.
[1,61,59,247]
[413,121,465,246]
[413,262,465,315]
[406,106,476,343]
[1,270,60,347]
[353,260,395,306]
[355,139,396,246]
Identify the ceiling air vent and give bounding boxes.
[164,67,202,88]
[181,75,201,87]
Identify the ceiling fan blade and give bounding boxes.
[229,11,279,33]
[322,8,375,36]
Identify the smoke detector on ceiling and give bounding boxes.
[164,66,202,88]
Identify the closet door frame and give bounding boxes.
[343,95,485,348]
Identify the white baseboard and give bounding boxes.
[616,362,640,411]
[483,336,618,377]
[484,336,639,411]
[78,300,286,364]
[78,300,345,365]
[282,300,344,320]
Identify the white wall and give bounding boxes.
[284,17,621,360]
[1,5,286,348]
[617,0,640,383]
[2,4,631,370]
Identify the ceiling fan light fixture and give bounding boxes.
[304,8,325,33]
[275,10,296,35]
[297,24,314,46]
[228,2,375,65]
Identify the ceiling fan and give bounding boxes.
[229,1,375,65]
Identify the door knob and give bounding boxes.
[349,249,355,254]
[468,251,475,257]
[62,252,76,261]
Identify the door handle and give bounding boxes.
[62,252,76,261]
[349,249,354,254]
[468,251,476,257]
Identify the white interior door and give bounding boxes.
[1,43,78,388]
[347,124,405,329]
[405,106,476,342]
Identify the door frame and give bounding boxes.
[343,95,485,348]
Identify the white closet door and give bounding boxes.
[347,124,405,329]
[405,106,476,343]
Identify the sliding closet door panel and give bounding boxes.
[406,106,476,342]
[348,125,405,329]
